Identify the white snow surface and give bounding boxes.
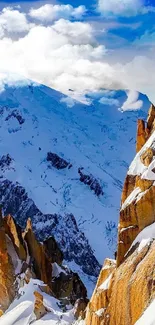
[128,130,155,179]
[127,222,155,254]
[95,308,106,317]
[135,299,155,325]
[1,279,75,325]
[121,187,141,210]
[0,83,150,266]
[98,274,112,291]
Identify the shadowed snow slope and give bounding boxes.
[0,82,150,280]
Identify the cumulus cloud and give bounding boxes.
[0,4,154,106]
[99,96,119,106]
[98,0,147,16]
[0,7,30,35]
[29,4,86,22]
[121,90,143,111]
[52,19,94,45]
[0,18,113,103]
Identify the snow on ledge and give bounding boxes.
[121,187,150,211]
[126,222,155,255]
[120,226,137,234]
[121,187,141,211]
[95,308,106,317]
[128,130,155,176]
[128,130,155,179]
[98,274,112,291]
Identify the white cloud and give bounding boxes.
[0,7,30,35]
[60,96,75,107]
[0,20,113,103]
[99,96,119,106]
[114,55,155,104]
[52,19,94,45]
[29,4,86,22]
[98,0,143,16]
[0,5,154,105]
[121,90,143,111]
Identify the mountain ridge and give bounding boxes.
[0,82,150,293]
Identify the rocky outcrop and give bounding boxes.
[5,109,25,125]
[34,291,48,320]
[4,214,26,261]
[136,104,155,154]
[85,103,155,325]
[74,298,89,320]
[86,240,155,325]
[52,271,87,304]
[121,174,136,204]
[47,152,72,170]
[78,168,103,197]
[43,236,63,265]
[0,211,15,312]
[140,148,154,166]
[0,211,88,319]
[24,218,53,286]
[86,259,116,325]
[147,104,155,132]
[0,179,100,277]
[0,154,13,172]
[136,119,146,153]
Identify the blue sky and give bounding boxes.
[0,0,154,105]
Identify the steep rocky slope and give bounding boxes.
[85,104,155,325]
[0,209,88,324]
[0,83,150,293]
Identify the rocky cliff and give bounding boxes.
[0,210,88,323]
[85,104,155,325]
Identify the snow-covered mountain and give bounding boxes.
[0,82,150,291]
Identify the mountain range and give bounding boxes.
[0,82,150,295]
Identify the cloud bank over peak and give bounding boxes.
[0,3,154,106]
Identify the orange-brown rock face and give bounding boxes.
[121,174,136,205]
[0,211,15,311]
[147,104,155,132]
[85,259,116,325]
[117,175,155,267]
[85,102,155,325]
[24,219,52,287]
[140,148,154,166]
[136,104,155,154]
[34,291,48,320]
[4,215,27,261]
[136,119,146,153]
[99,242,155,325]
